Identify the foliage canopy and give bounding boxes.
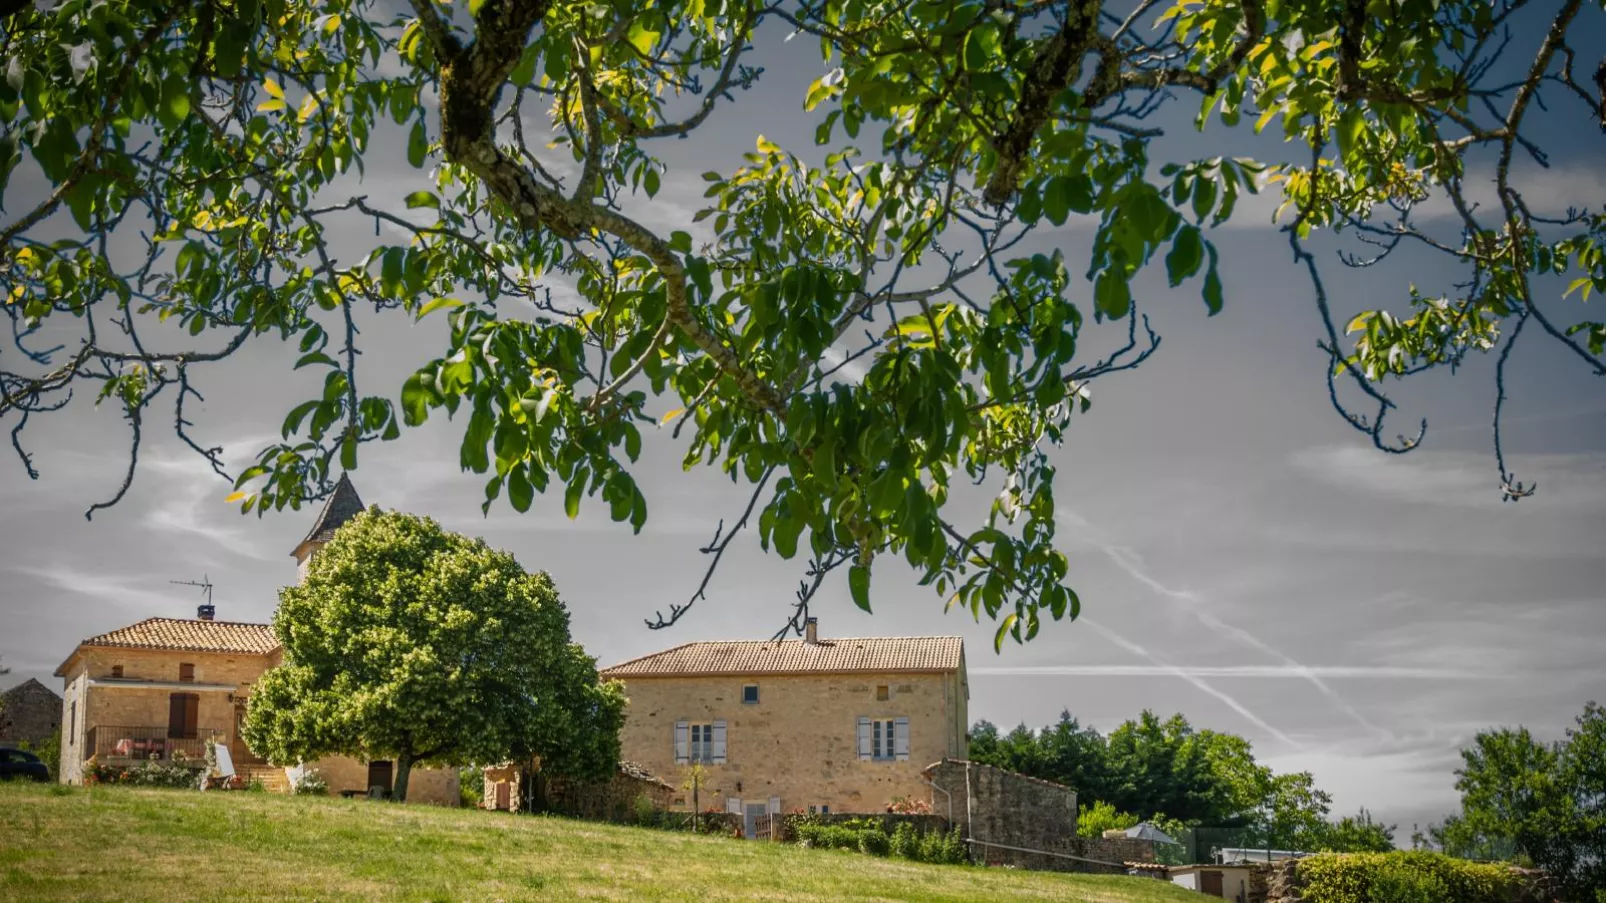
[2,0,1603,640]
[241,507,624,801]
[971,709,1395,853]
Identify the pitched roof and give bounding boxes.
[74,618,279,656]
[600,636,964,678]
[299,473,365,548]
[1,678,59,701]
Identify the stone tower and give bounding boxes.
[289,473,365,583]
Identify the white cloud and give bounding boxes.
[1287,445,1606,511]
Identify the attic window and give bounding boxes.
[742,684,759,704]
[179,663,195,683]
[876,685,890,701]
[110,665,123,678]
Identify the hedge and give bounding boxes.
[1298,851,1522,903]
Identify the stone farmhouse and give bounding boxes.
[597,617,968,835]
[50,475,458,805]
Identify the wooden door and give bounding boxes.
[1200,870,1224,897]
[495,781,511,810]
[367,760,393,796]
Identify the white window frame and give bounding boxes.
[676,720,727,764]
[858,716,910,762]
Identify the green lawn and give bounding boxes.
[0,783,1198,902]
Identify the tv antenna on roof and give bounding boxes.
[171,575,214,608]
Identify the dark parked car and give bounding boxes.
[0,747,51,782]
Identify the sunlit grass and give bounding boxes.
[0,783,1198,902]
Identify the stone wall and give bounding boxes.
[484,761,676,820]
[0,679,62,746]
[610,670,967,815]
[538,766,678,821]
[922,759,1156,874]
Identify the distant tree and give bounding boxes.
[242,508,625,802]
[1303,808,1396,853]
[973,709,1334,835]
[1446,702,1606,898]
[1247,771,1333,851]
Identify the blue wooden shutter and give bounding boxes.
[712,720,727,764]
[857,717,872,760]
[674,721,689,764]
[894,717,910,761]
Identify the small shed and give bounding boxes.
[1167,863,1259,901]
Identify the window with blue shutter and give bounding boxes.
[674,721,690,764]
[711,721,727,764]
[857,717,872,760]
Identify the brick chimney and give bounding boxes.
[804,617,819,645]
[197,604,215,621]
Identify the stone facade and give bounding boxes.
[610,669,967,815]
[52,642,458,805]
[55,645,270,784]
[0,678,63,746]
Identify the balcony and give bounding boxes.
[85,725,221,765]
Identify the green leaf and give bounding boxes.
[564,475,584,519]
[416,297,462,319]
[507,466,533,513]
[1165,225,1203,287]
[669,231,693,254]
[404,191,439,209]
[627,20,661,56]
[407,120,427,168]
[159,78,192,129]
[643,167,660,198]
[1202,240,1223,316]
[849,564,872,613]
[1094,270,1132,320]
[400,373,432,426]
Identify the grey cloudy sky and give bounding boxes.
[3,5,1604,838]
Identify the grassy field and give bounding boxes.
[0,783,1198,903]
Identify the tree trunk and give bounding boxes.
[393,751,413,803]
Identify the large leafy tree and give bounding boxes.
[241,506,625,802]
[2,1,1603,642]
[1440,702,1606,897]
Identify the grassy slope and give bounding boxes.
[0,784,1198,903]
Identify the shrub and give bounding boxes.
[84,757,203,790]
[891,822,920,859]
[917,828,947,863]
[292,768,328,796]
[1298,851,1521,903]
[1369,859,1449,903]
[887,796,932,815]
[821,826,860,850]
[938,827,969,865]
[858,828,891,856]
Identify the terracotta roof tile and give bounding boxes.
[77,618,279,655]
[600,636,963,678]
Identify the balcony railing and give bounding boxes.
[85,725,221,764]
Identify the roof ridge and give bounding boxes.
[598,640,704,674]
